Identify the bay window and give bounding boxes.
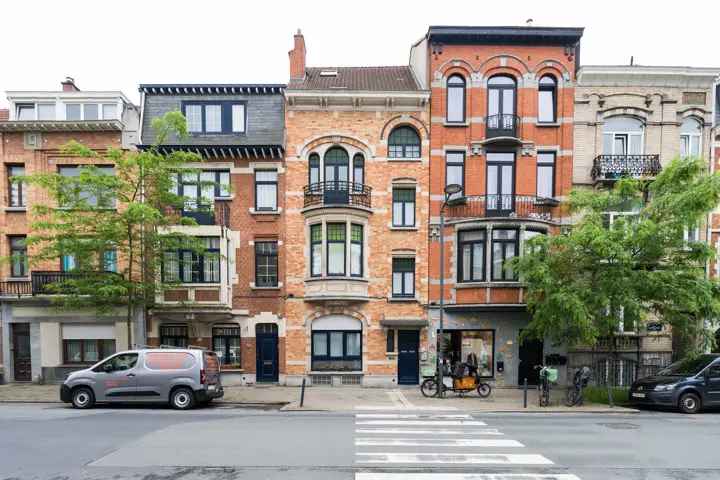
[310,224,322,277]
[327,223,346,276]
[350,224,363,277]
[162,237,220,283]
[491,229,518,281]
[458,230,485,282]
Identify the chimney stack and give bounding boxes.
[289,29,306,81]
[61,76,80,92]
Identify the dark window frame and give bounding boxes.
[311,330,363,371]
[446,75,467,123]
[181,100,247,134]
[326,223,347,277]
[445,151,466,195]
[63,339,116,364]
[536,151,556,198]
[353,154,365,186]
[392,187,416,227]
[212,326,241,368]
[538,75,557,123]
[386,329,395,353]
[254,241,279,287]
[350,224,363,278]
[159,325,189,348]
[457,230,485,283]
[254,169,278,211]
[392,257,415,298]
[9,235,28,278]
[388,126,421,158]
[7,165,25,207]
[491,229,519,281]
[487,75,518,119]
[162,237,220,284]
[308,153,320,186]
[310,224,322,277]
[172,170,231,203]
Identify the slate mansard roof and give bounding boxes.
[288,66,421,92]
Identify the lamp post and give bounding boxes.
[437,183,464,398]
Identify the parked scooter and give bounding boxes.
[566,366,592,406]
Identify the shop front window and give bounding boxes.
[440,330,494,378]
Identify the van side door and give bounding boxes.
[137,351,198,401]
[92,353,139,402]
[706,364,720,405]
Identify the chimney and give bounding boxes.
[289,29,306,81]
[0,109,8,121]
[61,76,80,92]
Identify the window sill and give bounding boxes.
[389,226,418,231]
[305,276,368,283]
[215,196,234,201]
[249,282,283,290]
[444,121,469,127]
[189,132,247,136]
[536,122,561,127]
[249,208,282,215]
[455,281,521,288]
[387,296,418,303]
[310,371,363,375]
[220,368,244,373]
[4,207,27,212]
[162,283,222,287]
[388,157,423,163]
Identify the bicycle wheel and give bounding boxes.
[420,378,440,398]
[565,388,580,407]
[477,382,492,398]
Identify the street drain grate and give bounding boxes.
[598,422,640,430]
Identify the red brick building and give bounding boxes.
[138,83,286,385]
[284,31,431,386]
[410,26,583,386]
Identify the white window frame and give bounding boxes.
[232,104,246,133]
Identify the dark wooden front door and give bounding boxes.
[397,330,420,385]
[256,324,278,383]
[12,324,31,382]
[518,334,543,386]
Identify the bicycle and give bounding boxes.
[565,366,592,407]
[535,364,558,407]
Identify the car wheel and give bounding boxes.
[170,387,195,410]
[679,392,701,414]
[71,387,95,409]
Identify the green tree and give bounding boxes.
[513,157,720,358]
[17,111,212,347]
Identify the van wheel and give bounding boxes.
[679,392,701,414]
[71,387,95,409]
[170,387,195,410]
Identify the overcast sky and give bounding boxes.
[1,0,719,107]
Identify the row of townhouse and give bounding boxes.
[1,26,719,387]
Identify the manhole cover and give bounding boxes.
[598,422,640,430]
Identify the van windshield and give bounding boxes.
[657,355,716,376]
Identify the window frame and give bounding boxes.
[311,330,363,372]
[392,257,415,298]
[63,339,116,365]
[536,151,556,199]
[326,223,347,277]
[491,229,519,282]
[172,170,231,203]
[7,165,25,207]
[162,237,220,284]
[159,325,189,348]
[458,230,485,283]
[680,118,703,158]
[310,224,323,277]
[537,75,557,123]
[392,187,416,227]
[57,164,116,208]
[181,101,247,135]
[254,169,278,212]
[308,153,321,187]
[388,126,421,159]
[602,117,645,155]
[212,326,241,368]
[254,241,279,287]
[350,224,363,277]
[446,75,467,123]
[16,103,36,120]
[352,154,365,187]
[445,151,466,196]
[9,235,28,278]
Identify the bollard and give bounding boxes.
[300,377,306,407]
[523,378,528,408]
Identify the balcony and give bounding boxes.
[445,194,560,222]
[486,114,519,140]
[0,271,120,297]
[0,280,32,297]
[591,155,661,183]
[303,181,372,210]
[179,202,230,227]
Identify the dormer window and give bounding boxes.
[16,103,56,121]
[182,101,246,134]
[66,103,117,121]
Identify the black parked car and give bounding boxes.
[629,354,720,413]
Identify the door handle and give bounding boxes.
[126,373,136,377]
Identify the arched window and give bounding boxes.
[487,75,517,135]
[308,153,320,186]
[353,154,365,186]
[446,75,466,123]
[538,75,557,123]
[388,126,421,159]
[311,315,362,372]
[324,147,349,185]
[680,118,702,158]
[602,117,644,155]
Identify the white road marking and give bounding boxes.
[356,474,582,480]
[356,420,487,426]
[386,391,404,408]
[355,438,524,447]
[394,389,414,408]
[356,414,472,419]
[355,405,459,411]
[355,428,503,436]
[356,452,554,465]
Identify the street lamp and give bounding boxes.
[437,183,465,397]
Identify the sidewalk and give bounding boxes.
[0,383,637,413]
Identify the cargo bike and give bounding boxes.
[420,361,492,398]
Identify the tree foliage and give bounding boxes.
[513,158,720,354]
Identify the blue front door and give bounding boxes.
[397,330,420,385]
[256,331,278,383]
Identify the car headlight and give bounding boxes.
[654,383,677,392]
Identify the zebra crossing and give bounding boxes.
[353,410,582,480]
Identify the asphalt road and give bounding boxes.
[0,403,719,480]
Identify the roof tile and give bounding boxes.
[289,66,419,91]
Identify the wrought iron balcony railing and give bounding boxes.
[179,201,230,227]
[445,194,559,222]
[591,155,661,182]
[303,181,372,209]
[486,114,520,139]
[31,271,120,295]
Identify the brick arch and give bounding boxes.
[299,134,374,158]
[533,61,572,81]
[303,308,370,329]
[677,108,711,122]
[476,54,532,77]
[435,59,474,79]
[380,115,429,141]
[482,66,525,85]
[599,107,651,122]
